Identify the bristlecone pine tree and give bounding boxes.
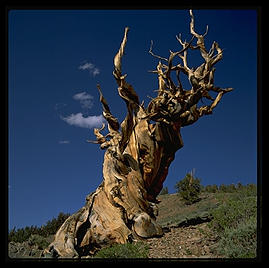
[43,10,233,258]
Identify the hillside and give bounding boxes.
[156,192,218,228]
[8,186,257,259]
[146,192,222,258]
[147,189,257,258]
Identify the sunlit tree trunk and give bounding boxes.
[43,10,232,258]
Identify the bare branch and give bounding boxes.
[156,61,167,93]
[114,27,129,78]
[168,35,195,66]
[203,25,209,37]
[149,40,168,62]
[211,87,233,93]
[165,38,194,93]
[112,27,140,107]
[189,9,209,62]
[176,33,185,46]
[208,41,217,57]
[97,84,120,133]
[175,70,183,92]
[189,9,208,38]
[178,48,191,74]
[87,123,108,146]
[210,42,223,66]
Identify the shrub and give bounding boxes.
[94,242,149,258]
[175,172,201,205]
[209,186,257,258]
[209,195,256,233]
[28,234,50,250]
[217,216,257,258]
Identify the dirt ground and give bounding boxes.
[146,222,222,259]
[144,193,223,259]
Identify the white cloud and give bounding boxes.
[61,113,105,129]
[78,62,94,70]
[73,92,92,101]
[58,140,70,144]
[78,62,100,77]
[92,68,100,76]
[73,92,94,110]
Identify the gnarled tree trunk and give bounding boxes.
[43,10,233,258]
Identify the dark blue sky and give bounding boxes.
[8,9,257,230]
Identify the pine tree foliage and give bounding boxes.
[175,172,201,205]
[8,212,70,243]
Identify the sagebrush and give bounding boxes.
[209,185,257,258]
[94,242,149,258]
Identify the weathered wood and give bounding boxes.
[43,10,232,258]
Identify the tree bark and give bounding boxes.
[43,10,233,258]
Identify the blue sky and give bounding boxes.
[8,9,257,230]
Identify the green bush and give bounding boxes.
[217,216,257,258]
[209,195,256,233]
[94,242,149,258]
[209,185,257,258]
[175,172,201,205]
[28,234,50,250]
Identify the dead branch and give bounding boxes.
[149,40,168,62]
[97,84,120,133]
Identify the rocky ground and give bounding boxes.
[143,192,223,259]
[8,193,223,259]
[146,222,221,258]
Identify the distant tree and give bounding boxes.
[40,212,70,237]
[211,184,219,193]
[204,184,218,193]
[204,185,211,192]
[236,182,243,190]
[245,183,257,193]
[11,228,27,243]
[8,212,70,243]
[175,172,201,205]
[219,184,229,193]
[159,186,169,195]
[8,227,17,242]
[226,183,236,192]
